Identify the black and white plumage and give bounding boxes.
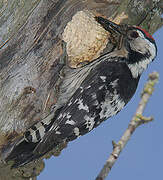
[3,16,157,167]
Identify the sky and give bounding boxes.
[38,26,163,180]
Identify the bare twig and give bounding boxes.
[96,72,159,180]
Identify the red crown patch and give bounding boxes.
[136,26,154,41]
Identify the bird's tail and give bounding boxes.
[1,107,64,168]
[1,136,41,168]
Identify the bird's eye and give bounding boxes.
[129,31,139,38]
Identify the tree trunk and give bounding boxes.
[0,0,162,179]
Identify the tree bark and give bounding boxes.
[0,0,162,179]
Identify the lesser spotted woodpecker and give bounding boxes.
[3,16,157,167]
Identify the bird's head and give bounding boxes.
[95,16,157,78]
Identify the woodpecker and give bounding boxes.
[3,16,157,168]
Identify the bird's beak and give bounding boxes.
[95,16,126,35]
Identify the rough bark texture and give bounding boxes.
[0,0,162,179]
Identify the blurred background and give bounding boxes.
[38,26,163,180]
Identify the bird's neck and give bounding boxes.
[107,47,148,79]
[126,48,151,78]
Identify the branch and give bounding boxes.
[96,72,159,180]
